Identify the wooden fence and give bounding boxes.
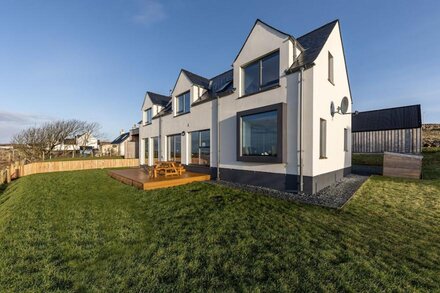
[0,159,139,184]
[352,128,422,154]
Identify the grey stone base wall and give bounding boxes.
[183,164,352,195]
[304,167,351,194]
[213,167,351,195]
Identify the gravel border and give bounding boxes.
[206,174,369,209]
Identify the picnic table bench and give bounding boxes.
[145,161,186,178]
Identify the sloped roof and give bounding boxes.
[181,69,210,88]
[352,105,422,132]
[287,20,338,73]
[147,91,171,107]
[111,132,130,144]
[232,19,292,64]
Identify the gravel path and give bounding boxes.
[208,174,369,209]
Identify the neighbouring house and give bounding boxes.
[99,141,118,156]
[139,19,352,194]
[111,125,140,158]
[54,132,99,153]
[352,105,422,154]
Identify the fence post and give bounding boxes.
[6,167,11,183]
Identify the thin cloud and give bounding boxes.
[132,0,167,25]
[0,111,54,143]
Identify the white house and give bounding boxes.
[54,132,99,152]
[139,19,352,194]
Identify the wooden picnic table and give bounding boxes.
[149,161,185,178]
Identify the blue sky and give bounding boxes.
[1,0,439,143]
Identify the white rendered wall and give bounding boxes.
[220,21,296,174]
[139,71,216,166]
[311,22,352,176]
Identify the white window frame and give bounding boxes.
[328,51,334,85]
[320,119,327,159]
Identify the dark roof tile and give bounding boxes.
[147,91,171,107]
[352,105,422,132]
[288,20,338,73]
[182,69,210,88]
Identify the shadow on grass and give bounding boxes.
[0,184,6,196]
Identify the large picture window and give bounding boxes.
[237,103,285,163]
[167,134,181,162]
[243,51,279,96]
[176,91,190,114]
[191,130,210,166]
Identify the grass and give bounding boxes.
[352,153,384,166]
[422,148,440,179]
[44,155,124,162]
[0,166,439,291]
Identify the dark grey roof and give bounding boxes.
[154,100,173,118]
[111,132,130,144]
[147,91,171,107]
[287,20,338,73]
[210,69,233,94]
[192,69,234,106]
[181,69,210,88]
[352,105,422,132]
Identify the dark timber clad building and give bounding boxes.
[352,105,422,153]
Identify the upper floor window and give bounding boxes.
[176,91,190,114]
[328,52,334,84]
[243,51,279,96]
[144,108,152,124]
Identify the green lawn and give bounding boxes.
[0,168,439,291]
[353,148,440,180]
[352,153,384,166]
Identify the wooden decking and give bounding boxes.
[108,168,211,190]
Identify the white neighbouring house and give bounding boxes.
[139,19,352,194]
[53,132,99,152]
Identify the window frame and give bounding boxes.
[344,128,348,152]
[143,138,149,165]
[320,119,327,159]
[241,50,280,97]
[236,103,285,163]
[328,51,334,85]
[190,129,210,166]
[152,136,159,163]
[167,133,182,162]
[176,91,191,115]
[144,108,152,125]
